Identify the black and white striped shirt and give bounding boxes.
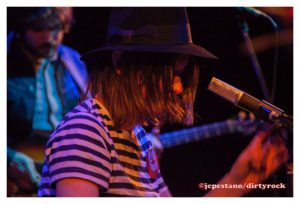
[37,98,168,196]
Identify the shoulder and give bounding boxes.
[43,99,114,190]
[48,99,113,151]
[58,44,88,80]
[59,44,81,58]
[58,44,86,68]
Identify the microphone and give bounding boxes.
[207,77,286,122]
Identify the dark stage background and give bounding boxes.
[8,7,293,196]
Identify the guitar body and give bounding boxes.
[13,141,45,163]
[7,140,46,197]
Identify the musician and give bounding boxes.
[7,7,87,195]
[37,8,288,197]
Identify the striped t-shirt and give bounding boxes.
[37,98,168,196]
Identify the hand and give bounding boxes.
[8,150,41,192]
[228,124,289,186]
[204,124,289,197]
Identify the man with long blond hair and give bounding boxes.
[37,8,288,197]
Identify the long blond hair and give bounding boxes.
[85,52,199,130]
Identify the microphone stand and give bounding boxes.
[238,18,271,102]
[236,9,292,196]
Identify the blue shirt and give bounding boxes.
[7,34,87,145]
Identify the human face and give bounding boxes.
[140,54,190,98]
[23,28,64,58]
[112,52,190,97]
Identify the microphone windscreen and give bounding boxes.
[208,77,242,105]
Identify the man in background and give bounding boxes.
[7,7,87,196]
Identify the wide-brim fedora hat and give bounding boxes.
[81,7,217,62]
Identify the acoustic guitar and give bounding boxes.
[7,118,257,196]
[159,119,257,148]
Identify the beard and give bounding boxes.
[22,40,58,59]
[34,43,58,58]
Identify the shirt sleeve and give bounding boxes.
[46,111,112,191]
[155,163,169,195]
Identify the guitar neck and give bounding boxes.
[159,120,244,148]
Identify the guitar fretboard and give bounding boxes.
[159,120,246,148]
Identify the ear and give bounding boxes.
[112,51,123,75]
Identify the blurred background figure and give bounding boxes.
[7,7,87,196]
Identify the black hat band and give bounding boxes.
[106,24,193,45]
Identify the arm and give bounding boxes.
[160,189,172,197]
[56,178,99,197]
[44,111,113,197]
